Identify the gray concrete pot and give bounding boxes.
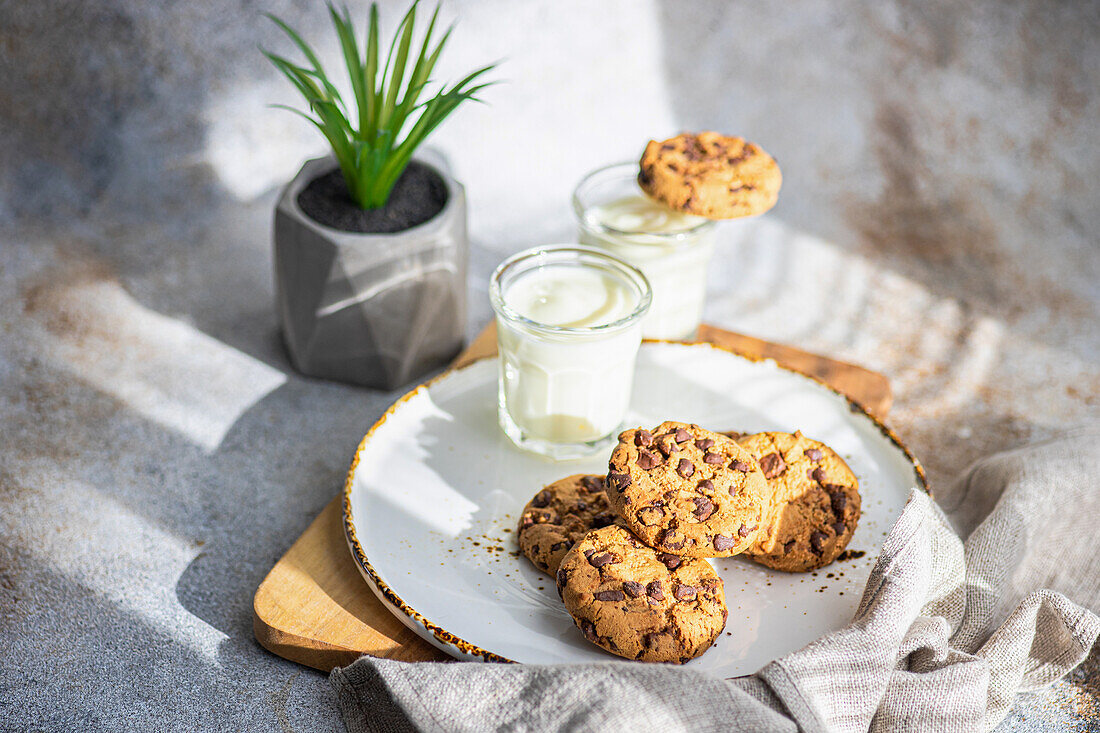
[273,155,467,389]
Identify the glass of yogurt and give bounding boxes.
[489,246,652,460]
[573,162,718,340]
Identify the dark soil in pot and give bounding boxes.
[297,160,448,234]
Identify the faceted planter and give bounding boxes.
[273,156,467,389]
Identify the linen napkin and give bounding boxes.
[330,427,1100,732]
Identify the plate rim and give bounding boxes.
[342,339,930,665]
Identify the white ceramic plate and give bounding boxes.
[343,341,926,677]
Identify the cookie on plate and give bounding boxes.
[557,525,727,663]
[638,132,782,219]
[737,431,861,572]
[606,421,770,557]
[518,474,618,576]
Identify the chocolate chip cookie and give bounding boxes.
[557,525,727,663]
[737,431,861,572]
[638,132,782,219]
[606,421,770,557]
[518,474,618,576]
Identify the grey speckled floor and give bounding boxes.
[2,1,1098,730]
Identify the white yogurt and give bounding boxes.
[503,265,638,329]
[490,247,650,459]
[574,165,719,341]
[585,194,710,235]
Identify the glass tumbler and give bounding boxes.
[489,245,652,460]
[573,162,718,341]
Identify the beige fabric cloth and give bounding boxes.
[331,428,1100,732]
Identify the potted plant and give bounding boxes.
[265,2,495,388]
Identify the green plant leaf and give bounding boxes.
[265,13,327,80]
[264,50,339,112]
[265,51,326,112]
[327,3,368,141]
[378,1,417,132]
[265,1,498,209]
[387,5,442,140]
[271,104,358,198]
[361,3,380,141]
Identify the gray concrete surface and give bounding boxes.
[2,1,1098,730]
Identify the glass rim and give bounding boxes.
[489,245,653,336]
[571,161,719,242]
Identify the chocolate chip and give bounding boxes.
[677,458,695,479]
[810,531,828,554]
[655,436,677,457]
[692,497,715,521]
[580,619,598,641]
[700,578,719,592]
[759,452,786,479]
[592,512,616,528]
[805,448,824,461]
[608,472,631,492]
[532,490,551,507]
[811,467,827,484]
[832,521,847,536]
[697,479,714,491]
[738,523,756,537]
[713,534,735,551]
[659,530,686,550]
[657,553,681,570]
[523,511,549,528]
[550,541,567,551]
[784,540,796,554]
[646,581,665,600]
[557,568,568,588]
[730,459,753,472]
[622,581,644,598]
[674,584,697,601]
[695,438,714,451]
[588,552,615,568]
[583,549,595,558]
[643,630,666,647]
[831,492,848,514]
[574,501,588,512]
[581,476,604,493]
[674,428,692,442]
[634,429,654,447]
[703,452,723,464]
[636,451,662,469]
[637,505,665,526]
[594,589,625,602]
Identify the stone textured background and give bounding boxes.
[2,0,1098,730]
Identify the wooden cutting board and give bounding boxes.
[252,323,892,672]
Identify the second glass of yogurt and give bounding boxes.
[489,246,651,460]
[573,162,718,340]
